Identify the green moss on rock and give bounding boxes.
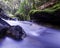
[29,2,60,14]
[29,3,60,26]
[44,3,60,13]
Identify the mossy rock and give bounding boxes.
[29,2,60,14]
[29,3,60,26]
[44,3,60,13]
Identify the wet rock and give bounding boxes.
[0,17,26,40]
[30,11,53,23]
[0,17,10,39]
[29,9,60,26]
[0,12,26,40]
[0,24,8,38]
[0,18,10,26]
[7,25,26,40]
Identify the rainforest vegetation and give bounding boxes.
[0,0,60,22]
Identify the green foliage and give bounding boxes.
[32,0,50,8]
[29,9,40,16]
[1,0,60,20]
[44,2,60,13]
[29,2,60,19]
[15,13,30,20]
[15,13,25,20]
[15,0,31,20]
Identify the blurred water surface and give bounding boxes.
[0,20,60,48]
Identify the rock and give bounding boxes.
[7,25,26,40]
[29,9,60,26]
[0,18,10,26]
[30,11,53,23]
[0,24,8,38]
[0,16,26,40]
[0,18,10,38]
[29,2,60,26]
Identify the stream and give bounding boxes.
[0,20,60,48]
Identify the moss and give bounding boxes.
[29,3,60,25]
[29,2,60,15]
[43,3,60,13]
[15,13,30,21]
[15,13,25,20]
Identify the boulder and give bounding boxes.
[0,8,26,40]
[0,18,10,26]
[0,18,10,38]
[7,25,26,40]
[29,2,60,26]
[29,11,53,23]
[29,8,60,26]
[0,24,8,38]
[0,18,26,40]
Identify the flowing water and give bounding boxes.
[0,20,60,48]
